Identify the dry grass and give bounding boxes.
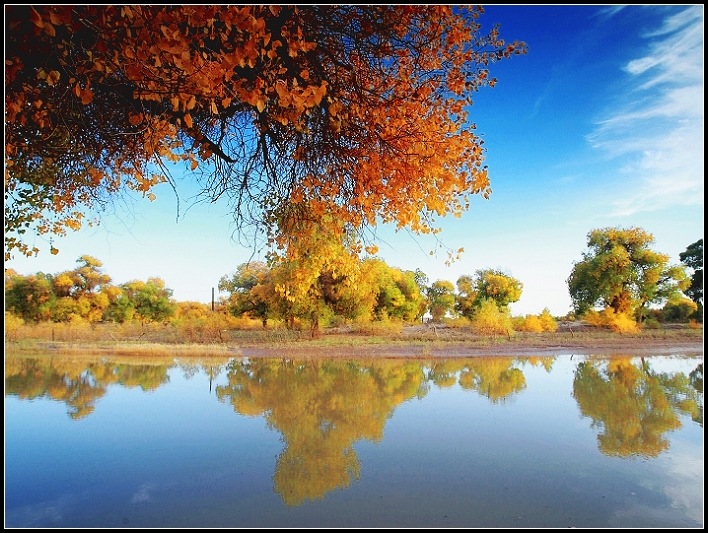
[5,319,702,359]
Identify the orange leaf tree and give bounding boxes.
[5,5,526,259]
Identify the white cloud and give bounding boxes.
[587,6,704,217]
[131,483,156,503]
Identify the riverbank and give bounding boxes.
[5,323,703,359]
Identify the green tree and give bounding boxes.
[219,262,273,327]
[120,277,176,323]
[474,269,523,312]
[4,271,55,322]
[427,280,456,322]
[567,227,690,319]
[679,239,703,318]
[413,269,430,322]
[361,261,424,322]
[661,295,699,323]
[455,274,478,320]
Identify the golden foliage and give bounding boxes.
[6,5,526,259]
[470,298,514,336]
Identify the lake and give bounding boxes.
[4,352,703,528]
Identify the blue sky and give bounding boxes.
[6,5,704,316]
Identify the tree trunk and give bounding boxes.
[310,313,320,339]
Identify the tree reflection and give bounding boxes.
[572,357,702,457]
[459,357,527,403]
[5,356,171,419]
[216,358,428,505]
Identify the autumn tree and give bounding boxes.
[567,227,690,319]
[5,5,525,262]
[53,255,115,322]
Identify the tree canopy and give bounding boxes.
[567,227,689,318]
[5,5,525,260]
[679,239,703,309]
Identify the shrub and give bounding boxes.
[351,318,403,336]
[515,315,544,333]
[538,308,558,332]
[5,312,25,342]
[661,296,699,323]
[603,309,639,333]
[581,307,639,333]
[470,298,514,336]
[642,317,661,330]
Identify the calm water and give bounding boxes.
[4,352,703,528]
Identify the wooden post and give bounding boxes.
[212,287,215,311]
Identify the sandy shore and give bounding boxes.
[6,323,702,360]
[240,325,703,358]
[240,339,703,359]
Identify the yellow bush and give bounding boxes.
[173,313,241,343]
[597,308,638,333]
[516,315,544,333]
[538,308,558,332]
[470,299,514,336]
[351,318,403,336]
[581,307,638,333]
[582,309,603,327]
[443,317,470,329]
[5,312,25,342]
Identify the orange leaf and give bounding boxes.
[80,87,93,105]
[30,7,43,28]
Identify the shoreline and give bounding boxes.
[5,330,703,359]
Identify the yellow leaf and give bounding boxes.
[184,113,193,128]
[147,193,156,202]
[256,98,266,113]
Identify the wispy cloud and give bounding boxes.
[587,6,703,216]
[131,483,156,503]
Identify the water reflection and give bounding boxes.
[4,353,703,513]
[573,357,703,458]
[5,356,172,419]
